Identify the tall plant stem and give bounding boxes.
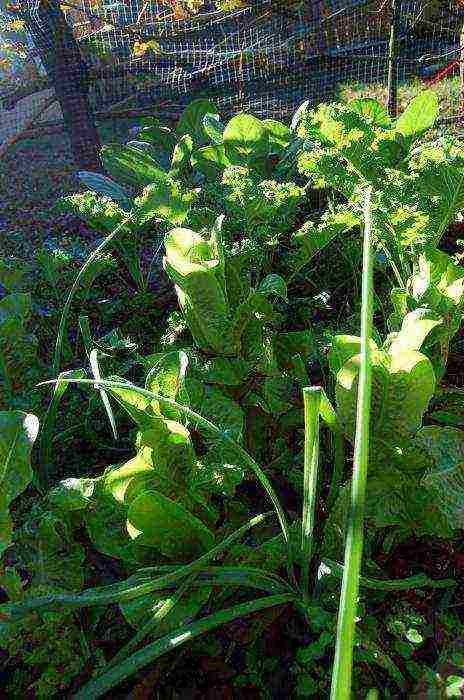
[330,187,375,700]
[301,386,322,601]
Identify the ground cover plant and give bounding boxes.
[1,90,464,698]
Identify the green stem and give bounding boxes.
[330,187,374,700]
[301,386,322,601]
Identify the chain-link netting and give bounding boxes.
[1,1,463,151]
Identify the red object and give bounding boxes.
[426,59,459,87]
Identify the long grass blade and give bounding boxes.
[301,386,322,600]
[89,349,118,440]
[38,377,294,580]
[330,187,374,700]
[125,566,294,596]
[53,214,135,376]
[8,513,274,618]
[38,368,86,489]
[322,559,456,591]
[105,573,198,670]
[75,595,295,699]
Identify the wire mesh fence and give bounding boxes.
[1,1,463,160]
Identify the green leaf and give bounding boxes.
[328,335,378,375]
[190,144,230,178]
[163,223,235,355]
[257,273,288,301]
[120,584,210,632]
[388,308,442,354]
[135,178,194,226]
[350,98,391,127]
[170,134,194,177]
[127,490,215,558]
[336,348,435,451]
[77,171,133,211]
[293,210,360,264]
[145,350,190,420]
[395,90,439,139]
[177,99,218,144]
[263,119,292,152]
[101,143,168,189]
[417,426,464,529]
[223,113,269,167]
[202,113,224,145]
[14,509,85,591]
[0,411,39,555]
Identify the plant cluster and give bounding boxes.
[2,91,464,698]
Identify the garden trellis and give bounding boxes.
[0,0,463,166]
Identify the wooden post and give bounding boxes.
[24,0,102,171]
[387,0,398,119]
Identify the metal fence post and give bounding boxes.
[387,0,398,118]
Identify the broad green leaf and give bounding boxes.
[135,179,194,226]
[350,98,391,127]
[163,224,235,355]
[293,209,360,264]
[261,375,294,415]
[145,350,190,420]
[190,384,244,442]
[395,90,438,138]
[105,419,195,504]
[388,308,442,355]
[49,476,97,511]
[257,273,287,301]
[418,426,464,529]
[127,490,215,558]
[328,334,378,375]
[263,119,292,152]
[202,113,224,145]
[13,509,85,591]
[170,134,194,176]
[105,377,156,427]
[190,144,230,178]
[193,450,245,496]
[274,330,315,371]
[177,99,218,144]
[77,171,133,211]
[191,355,251,387]
[101,143,168,189]
[223,113,269,167]
[0,411,39,555]
[336,348,435,452]
[137,122,176,158]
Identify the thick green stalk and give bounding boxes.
[330,187,374,700]
[301,386,322,600]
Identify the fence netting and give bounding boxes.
[0,0,463,148]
